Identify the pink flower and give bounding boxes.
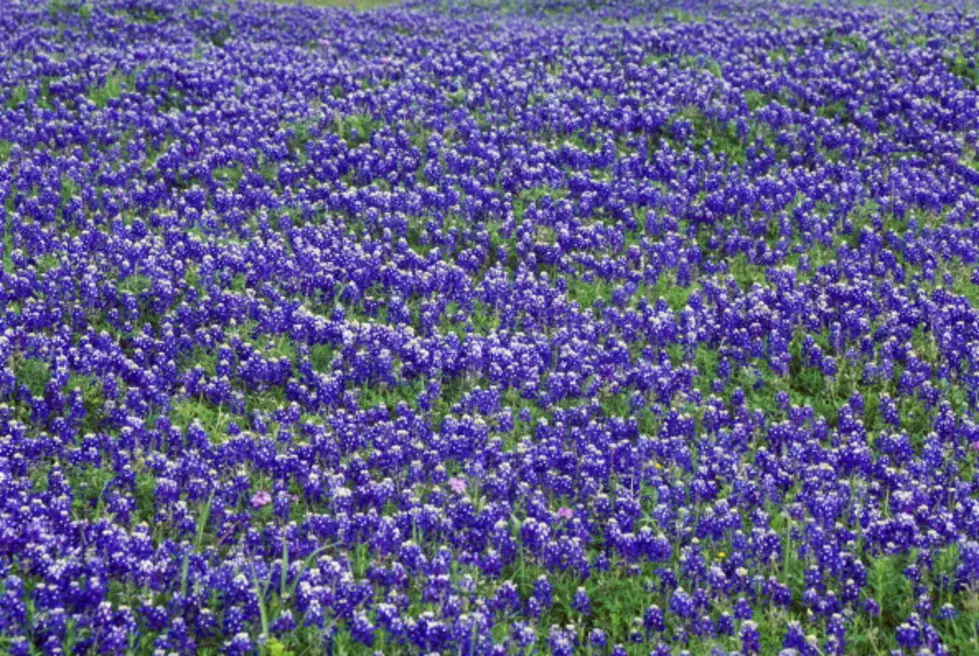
[318,38,331,49]
[448,477,466,494]
[251,490,272,508]
[556,507,574,520]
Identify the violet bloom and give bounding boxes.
[250,491,272,508]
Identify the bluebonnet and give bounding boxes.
[0,0,975,652]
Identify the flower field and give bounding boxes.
[2,0,979,653]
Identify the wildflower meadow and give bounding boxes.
[1,0,979,653]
